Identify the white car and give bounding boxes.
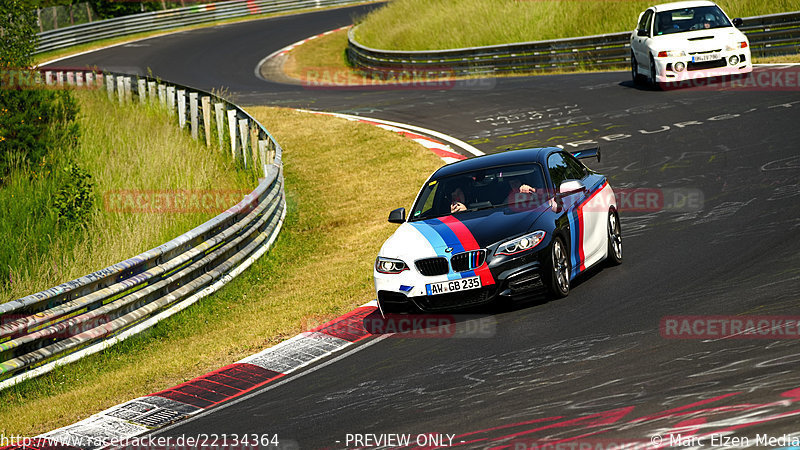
[630,0,752,87]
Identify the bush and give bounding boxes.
[52,162,95,226]
[0,88,80,184]
[0,0,37,70]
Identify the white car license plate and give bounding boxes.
[692,53,720,62]
[426,276,482,296]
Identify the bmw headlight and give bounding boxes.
[376,257,408,274]
[497,231,546,256]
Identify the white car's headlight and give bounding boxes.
[376,257,408,274]
[497,231,546,256]
[657,50,686,57]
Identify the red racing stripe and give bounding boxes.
[438,216,496,286]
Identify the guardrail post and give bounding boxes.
[76,72,84,87]
[124,77,133,102]
[201,96,212,147]
[238,119,249,168]
[116,77,125,103]
[177,89,187,128]
[166,86,176,113]
[158,84,166,107]
[259,140,268,177]
[66,71,74,85]
[137,79,146,103]
[106,75,115,100]
[227,109,238,159]
[189,92,199,139]
[147,81,157,102]
[45,71,53,85]
[250,126,258,171]
[267,139,276,164]
[215,103,225,150]
[92,72,100,88]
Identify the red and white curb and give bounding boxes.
[5,302,380,450]
[278,26,349,57]
[297,110,484,163]
[254,26,350,82]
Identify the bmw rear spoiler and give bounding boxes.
[570,147,600,162]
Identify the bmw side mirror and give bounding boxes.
[388,207,406,224]
[558,180,585,196]
[637,29,649,37]
[733,17,743,27]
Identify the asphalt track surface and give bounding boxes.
[47,4,800,449]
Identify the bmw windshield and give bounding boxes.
[654,6,733,35]
[409,163,548,221]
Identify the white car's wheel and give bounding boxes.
[649,55,662,90]
[631,52,641,84]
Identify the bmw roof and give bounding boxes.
[432,147,559,179]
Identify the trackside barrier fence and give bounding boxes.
[0,68,286,390]
[346,11,800,76]
[35,0,370,54]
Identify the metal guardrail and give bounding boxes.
[346,11,800,76]
[0,68,286,390]
[36,0,370,54]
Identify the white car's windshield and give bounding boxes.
[655,6,733,35]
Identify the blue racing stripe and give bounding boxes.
[410,220,474,281]
[567,204,581,280]
[425,219,466,255]
[426,219,468,281]
[410,221,448,253]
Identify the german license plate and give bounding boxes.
[692,53,720,62]
[426,276,482,296]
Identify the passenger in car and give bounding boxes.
[504,176,541,209]
[450,187,468,213]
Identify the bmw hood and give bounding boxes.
[380,203,551,260]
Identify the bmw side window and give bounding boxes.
[562,152,588,180]
[548,153,570,190]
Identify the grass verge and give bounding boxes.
[0,107,444,436]
[354,0,800,51]
[1,88,254,301]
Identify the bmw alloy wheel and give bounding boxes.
[607,210,623,265]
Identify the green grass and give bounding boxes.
[354,0,800,50]
[0,106,444,436]
[0,89,254,301]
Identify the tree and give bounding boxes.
[0,0,38,70]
